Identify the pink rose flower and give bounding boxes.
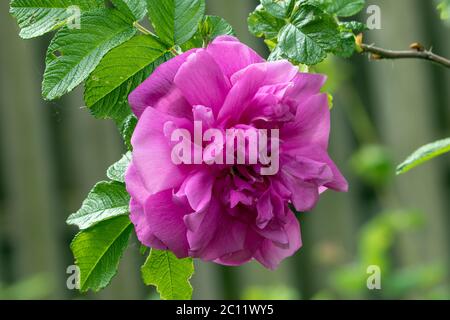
[125,36,347,269]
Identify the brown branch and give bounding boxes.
[360,43,450,69]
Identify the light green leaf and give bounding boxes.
[42,8,136,100]
[9,0,103,39]
[396,138,450,175]
[84,35,170,121]
[118,114,138,150]
[71,216,132,292]
[277,5,340,65]
[308,0,366,17]
[340,21,368,34]
[248,5,285,39]
[67,181,130,230]
[142,249,194,300]
[438,0,450,21]
[261,0,295,19]
[147,0,205,45]
[107,152,132,183]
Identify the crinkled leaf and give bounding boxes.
[84,35,170,121]
[71,216,132,292]
[107,152,132,183]
[248,5,285,39]
[332,32,356,58]
[67,181,130,230]
[112,0,147,21]
[142,249,194,300]
[308,0,366,17]
[261,0,295,19]
[396,138,450,175]
[277,5,340,65]
[42,8,136,100]
[147,0,205,45]
[9,0,103,39]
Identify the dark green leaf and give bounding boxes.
[71,216,132,292]
[261,0,295,19]
[67,181,130,230]
[84,35,170,121]
[147,0,205,45]
[248,5,285,39]
[43,8,136,100]
[308,0,366,17]
[396,138,450,175]
[183,15,235,49]
[112,0,147,21]
[277,5,340,65]
[142,249,194,300]
[340,21,368,34]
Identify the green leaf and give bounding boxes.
[396,138,450,175]
[332,32,356,58]
[67,181,130,230]
[9,0,103,39]
[42,8,136,100]
[141,249,194,300]
[308,0,366,17]
[340,21,368,34]
[112,0,147,21]
[107,152,132,183]
[261,0,295,19]
[71,216,133,292]
[277,5,340,65]
[147,0,205,45]
[248,5,285,39]
[118,114,138,150]
[84,35,170,121]
[183,15,236,49]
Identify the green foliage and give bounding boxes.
[9,0,103,39]
[107,152,132,183]
[111,0,147,21]
[118,114,138,150]
[183,15,236,49]
[437,0,450,21]
[249,0,367,65]
[141,249,194,300]
[146,0,205,46]
[350,145,394,188]
[43,8,137,100]
[396,137,450,175]
[308,0,366,17]
[84,35,171,121]
[67,181,130,230]
[71,216,133,292]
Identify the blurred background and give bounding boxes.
[0,0,449,299]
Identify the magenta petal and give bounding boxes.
[218,61,299,125]
[129,198,167,251]
[294,145,349,192]
[131,107,192,195]
[143,190,190,258]
[186,200,248,261]
[286,73,326,102]
[174,49,231,116]
[128,49,197,118]
[181,170,215,211]
[282,93,330,150]
[254,213,302,270]
[207,35,264,80]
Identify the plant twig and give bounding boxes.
[360,43,450,69]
